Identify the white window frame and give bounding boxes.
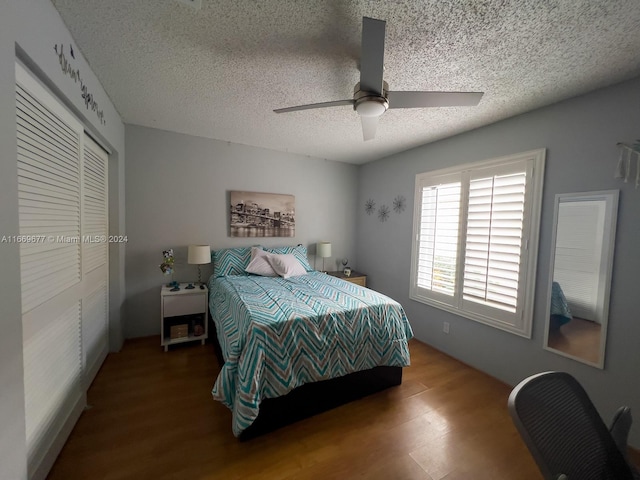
[409,149,545,337]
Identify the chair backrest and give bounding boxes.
[508,371,634,480]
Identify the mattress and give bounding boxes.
[208,271,413,436]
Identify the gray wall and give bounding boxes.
[0,1,126,478]
[125,125,359,338]
[356,76,640,446]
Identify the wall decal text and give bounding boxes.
[54,43,106,126]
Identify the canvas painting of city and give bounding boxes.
[229,191,295,237]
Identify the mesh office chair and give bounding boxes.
[508,371,640,480]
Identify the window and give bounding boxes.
[410,149,545,337]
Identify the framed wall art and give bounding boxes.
[229,191,295,238]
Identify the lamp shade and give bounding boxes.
[317,242,332,258]
[187,245,211,265]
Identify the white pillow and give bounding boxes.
[245,248,278,276]
[250,246,267,261]
[266,253,307,279]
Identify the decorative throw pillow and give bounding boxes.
[263,245,313,271]
[245,248,278,276]
[266,253,307,279]
[213,247,252,277]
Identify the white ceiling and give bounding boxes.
[51,0,640,164]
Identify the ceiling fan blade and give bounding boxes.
[361,115,379,141]
[359,17,386,95]
[274,99,354,114]
[388,91,484,109]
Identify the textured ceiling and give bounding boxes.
[51,0,640,164]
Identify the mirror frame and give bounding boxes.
[543,190,619,368]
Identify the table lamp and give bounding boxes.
[188,244,211,287]
[317,241,332,273]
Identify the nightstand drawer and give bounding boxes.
[345,276,366,287]
[163,294,206,317]
[326,271,367,287]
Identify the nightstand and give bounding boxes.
[160,283,209,351]
[327,270,367,287]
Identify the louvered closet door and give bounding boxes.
[81,135,109,384]
[16,62,109,479]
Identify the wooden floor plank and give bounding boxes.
[48,337,541,479]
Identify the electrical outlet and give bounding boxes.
[443,322,450,334]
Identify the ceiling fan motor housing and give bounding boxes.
[354,81,389,117]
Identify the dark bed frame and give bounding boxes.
[209,316,403,441]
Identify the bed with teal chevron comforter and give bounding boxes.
[208,271,413,437]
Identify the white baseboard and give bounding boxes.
[85,344,109,388]
[29,391,86,480]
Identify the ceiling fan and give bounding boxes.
[274,17,484,141]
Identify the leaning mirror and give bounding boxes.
[544,190,619,368]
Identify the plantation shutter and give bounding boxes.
[16,62,110,478]
[462,162,528,321]
[416,181,461,296]
[410,150,543,336]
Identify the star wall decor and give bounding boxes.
[378,205,390,222]
[365,199,376,215]
[393,195,406,213]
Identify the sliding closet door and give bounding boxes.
[16,62,109,479]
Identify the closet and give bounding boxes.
[16,61,109,478]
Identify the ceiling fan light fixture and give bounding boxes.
[273,18,482,140]
[355,97,388,117]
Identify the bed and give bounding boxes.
[550,281,572,330]
[208,246,413,438]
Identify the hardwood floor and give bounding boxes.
[48,337,542,480]
[547,317,602,364]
